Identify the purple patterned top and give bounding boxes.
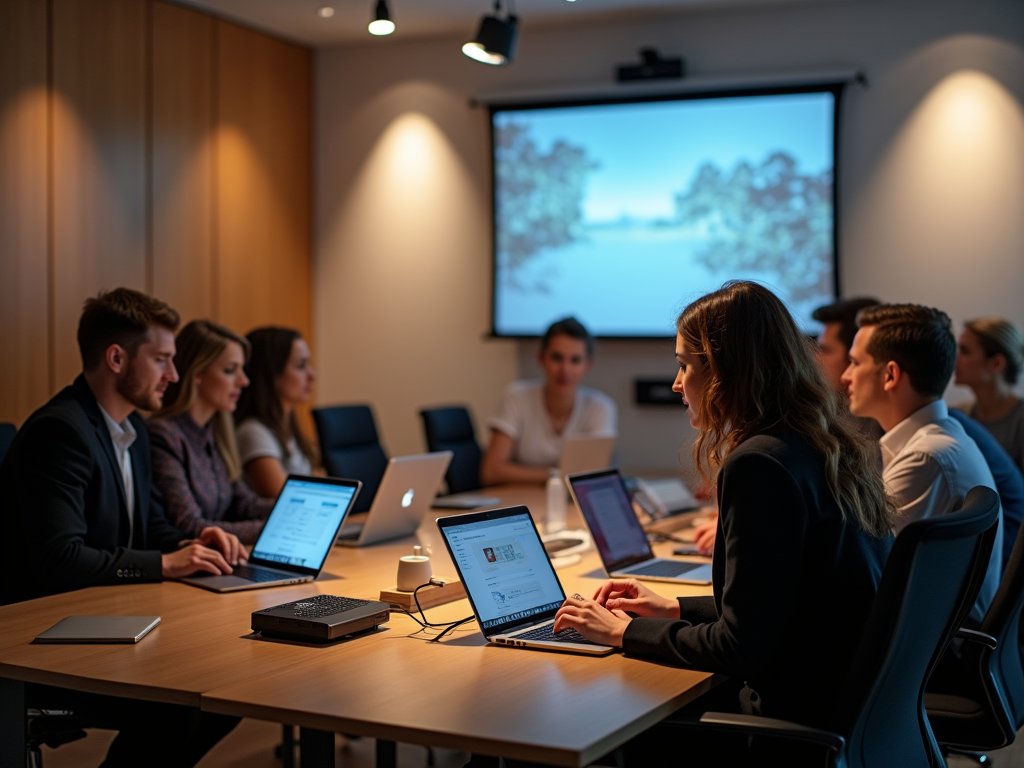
[149,413,274,544]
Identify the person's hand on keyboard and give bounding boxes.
[553,593,630,647]
[161,541,233,578]
[197,526,248,565]
[593,579,681,619]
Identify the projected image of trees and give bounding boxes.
[495,122,597,291]
[674,152,833,301]
[491,92,836,336]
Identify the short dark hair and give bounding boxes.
[77,288,180,371]
[541,317,594,358]
[812,297,881,353]
[857,304,955,398]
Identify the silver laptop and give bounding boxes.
[558,436,616,479]
[337,452,452,547]
[181,475,360,592]
[34,616,161,644]
[437,506,614,655]
[568,469,713,585]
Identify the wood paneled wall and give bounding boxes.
[0,0,312,426]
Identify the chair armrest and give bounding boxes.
[956,628,997,649]
[697,712,845,753]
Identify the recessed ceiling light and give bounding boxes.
[317,7,335,18]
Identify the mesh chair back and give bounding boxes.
[420,407,482,495]
[977,509,1024,735]
[831,486,1000,768]
[312,406,388,514]
[0,423,15,469]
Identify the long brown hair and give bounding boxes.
[235,327,317,465]
[156,320,250,480]
[677,281,895,537]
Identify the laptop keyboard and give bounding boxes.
[231,564,293,583]
[629,560,704,578]
[515,625,598,645]
[277,595,371,618]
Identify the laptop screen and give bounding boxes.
[438,508,565,634]
[569,470,654,572]
[250,477,358,573]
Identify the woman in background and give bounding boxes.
[480,317,616,486]
[955,317,1024,473]
[235,327,318,498]
[554,282,895,729]
[150,320,273,544]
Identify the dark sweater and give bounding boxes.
[148,414,272,545]
[622,430,893,726]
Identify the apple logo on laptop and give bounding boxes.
[401,489,414,508]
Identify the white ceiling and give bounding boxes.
[178,0,829,48]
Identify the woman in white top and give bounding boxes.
[955,316,1024,473]
[235,327,318,498]
[481,317,616,486]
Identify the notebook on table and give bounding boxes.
[180,475,361,592]
[567,469,713,585]
[336,452,452,547]
[437,506,614,655]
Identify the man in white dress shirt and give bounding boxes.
[841,303,1002,621]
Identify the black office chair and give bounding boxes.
[312,405,388,514]
[420,406,483,495]
[0,422,16,468]
[688,486,1000,768]
[925,497,1024,758]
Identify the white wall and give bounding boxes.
[315,0,1024,472]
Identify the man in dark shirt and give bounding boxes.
[0,288,245,766]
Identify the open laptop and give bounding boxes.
[337,452,452,547]
[558,436,616,479]
[180,475,360,592]
[568,469,713,585]
[437,506,614,655]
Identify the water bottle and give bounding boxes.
[546,469,566,533]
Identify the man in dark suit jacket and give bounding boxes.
[0,288,245,767]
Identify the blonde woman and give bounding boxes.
[555,282,895,728]
[149,320,273,544]
[955,317,1024,473]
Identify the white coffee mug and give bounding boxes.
[397,548,432,592]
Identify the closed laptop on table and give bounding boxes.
[181,475,360,592]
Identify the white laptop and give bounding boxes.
[568,469,713,585]
[558,436,616,479]
[181,475,361,592]
[437,506,614,656]
[337,452,452,547]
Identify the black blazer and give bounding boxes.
[622,429,894,726]
[0,376,187,605]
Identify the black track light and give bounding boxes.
[463,1,518,66]
[369,0,395,35]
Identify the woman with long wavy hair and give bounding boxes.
[235,327,318,498]
[555,281,895,728]
[149,320,273,544]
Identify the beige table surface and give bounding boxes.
[0,485,715,765]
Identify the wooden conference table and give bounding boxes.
[0,485,717,767]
